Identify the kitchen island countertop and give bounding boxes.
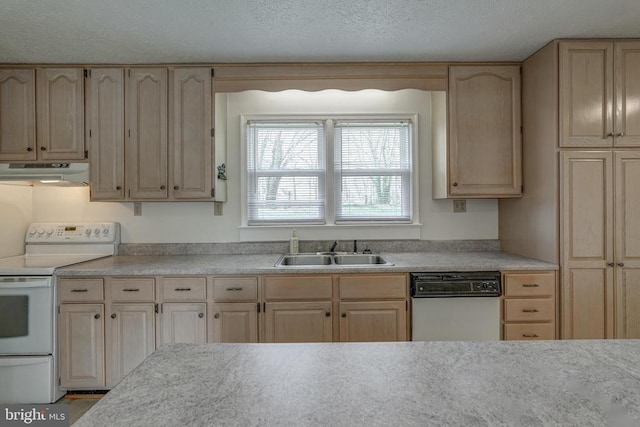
[56,251,556,276]
[74,340,640,426]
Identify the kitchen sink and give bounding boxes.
[275,253,393,267]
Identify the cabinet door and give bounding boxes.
[614,151,640,338]
[614,41,640,147]
[264,302,332,343]
[560,151,614,339]
[339,301,406,342]
[210,302,258,343]
[58,304,105,389]
[36,68,85,160]
[448,65,522,197]
[0,69,36,160]
[106,304,155,388]
[169,68,213,199]
[126,68,168,199]
[86,68,125,200]
[160,303,206,345]
[559,42,614,147]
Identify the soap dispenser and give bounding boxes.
[289,229,299,254]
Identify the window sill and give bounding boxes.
[238,223,422,242]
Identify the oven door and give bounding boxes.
[0,277,53,355]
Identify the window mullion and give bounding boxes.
[325,119,336,225]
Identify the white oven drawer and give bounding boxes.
[0,277,53,355]
[0,356,56,403]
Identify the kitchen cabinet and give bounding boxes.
[86,68,125,200]
[169,67,214,199]
[499,39,640,340]
[126,68,168,199]
[0,69,36,161]
[559,41,640,147]
[105,277,155,387]
[263,275,333,343]
[58,278,105,390]
[210,277,259,343]
[36,68,85,160]
[439,65,522,198]
[502,271,557,340]
[337,274,407,342]
[159,303,207,344]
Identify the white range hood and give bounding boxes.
[0,163,89,185]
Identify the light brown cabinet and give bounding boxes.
[36,68,85,160]
[560,41,640,148]
[0,69,36,161]
[210,277,259,343]
[159,303,207,344]
[441,65,522,198]
[502,271,557,340]
[86,68,125,200]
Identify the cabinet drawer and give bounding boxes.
[110,278,155,301]
[162,277,206,301]
[504,272,555,297]
[58,278,104,301]
[264,276,332,300]
[213,277,258,301]
[338,275,406,299]
[504,298,554,322]
[504,323,555,340]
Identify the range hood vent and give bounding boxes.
[0,163,89,185]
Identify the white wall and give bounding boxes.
[25,89,497,243]
[0,183,32,256]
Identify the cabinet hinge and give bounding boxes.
[155,303,159,314]
[83,69,88,78]
[128,129,131,138]
[84,150,88,159]
[257,302,261,313]
[57,305,60,314]
[89,129,92,138]
[406,300,408,311]
[263,302,266,312]
[211,68,214,77]
[128,69,131,78]
[211,188,215,198]
[520,126,523,134]
[211,128,215,138]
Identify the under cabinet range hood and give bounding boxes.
[0,163,89,185]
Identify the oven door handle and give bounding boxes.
[0,357,50,367]
[0,278,52,289]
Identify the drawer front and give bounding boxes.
[264,276,332,301]
[162,277,207,301]
[110,278,155,301]
[58,278,104,302]
[504,298,554,322]
[504,272,555,297]
[338,275,406,300]
[213,277,258,301]
[504,323,555,340]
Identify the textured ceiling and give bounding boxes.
[1,0,639,64]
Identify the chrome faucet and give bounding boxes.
[330,240,338,252]
[353,240,357,253]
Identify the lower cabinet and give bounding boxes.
[58,304,105,389]
[264,301,333,343]
[211,303,258,343]
[339,301,406,342]
[159,303,207,345]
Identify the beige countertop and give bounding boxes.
[56,251,557,276]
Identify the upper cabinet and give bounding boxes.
[441,65,522,198]
[36,68,85,160]
[560,41,640,147]
[0,69,36,161]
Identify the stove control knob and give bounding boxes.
[85,228,92,236]
[28,228,37,236]
[94,228,100,235]
[46,228,54,236]
[37,227,45,235]
[102,227,109,235]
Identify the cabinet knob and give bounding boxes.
[617,132,625,137]
[199,313,204,318]
[160,185,166,190]
[214,313,220,319]
[325,312,331,317]
[115,186,122,191]
[606,132,614,137]
[40,146,47,151]
[607,262,615,267]
[111,313,117,319]
[617,262,625,267]
[341,313,347,318]
[174,186,179,190]
[94,314,101,319]
[26,147,33,152]
[452,182,458,187]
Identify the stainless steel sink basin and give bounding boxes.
[275,253,393,267]
[333,254,390,265]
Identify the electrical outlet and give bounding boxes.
[453,199,466,213]
[214,202,223,216]
[134,202,142,216]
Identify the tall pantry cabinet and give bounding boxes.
[499,40,640,339]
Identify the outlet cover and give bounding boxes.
[453,199,466,213]
[214,202,223,216]
[133,202,142,216]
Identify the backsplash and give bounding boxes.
[118,239,500,255]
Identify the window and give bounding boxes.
[246,117,413,225]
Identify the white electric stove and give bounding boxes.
[0,222,120,404]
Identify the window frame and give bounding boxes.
[242,113,418,227]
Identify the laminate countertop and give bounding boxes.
[74,340,640,427]
[56,251,556,276]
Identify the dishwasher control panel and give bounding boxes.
[410,272,501,297]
